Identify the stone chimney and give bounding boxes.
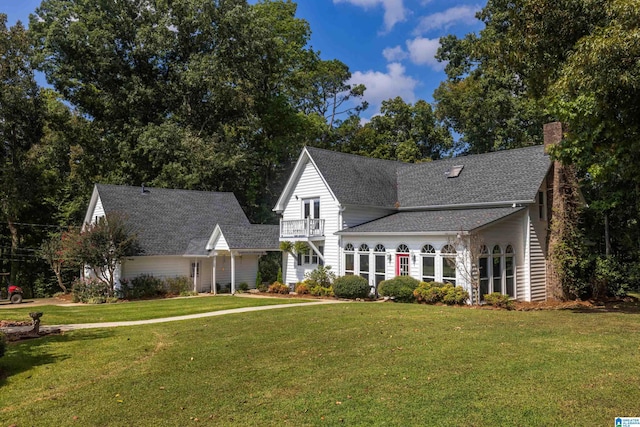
[543,121,565,154]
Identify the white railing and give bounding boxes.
[280,218,325,238]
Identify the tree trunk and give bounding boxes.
[604,212,611,256]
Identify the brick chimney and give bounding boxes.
[543,121,565,154]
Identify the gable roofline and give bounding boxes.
[82,184,101,227]
[273,147,339,213]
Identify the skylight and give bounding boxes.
[446,165,464,178]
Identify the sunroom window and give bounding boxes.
[441,244,457,285]
[421,244,435,282]
[344,243,355,275]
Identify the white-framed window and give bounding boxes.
[478,245,489,299]
[299,246,323,266]
[396,244,410,276]
[190,262,200,278]
[492,245,503,294]
[505,245,515,297]
[344,243,355,275]
[538,190,546,221]
[359,243,370,281]
[373,244,386,286]
[421,244,435,282]
[441,244,457,285]
[303,197,320,219]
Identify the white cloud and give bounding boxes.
[382,45,408,62]
[405,37,444,70]
[414,4,481,34]
[349,63,419,115]
[333,0,407,32]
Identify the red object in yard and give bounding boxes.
[7,284,23,304]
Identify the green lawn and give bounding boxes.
[1,303,639,426]
[0,295,308,324]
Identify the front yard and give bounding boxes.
[1,302,639,426]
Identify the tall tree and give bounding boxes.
[335,97,452,162]
[0,15,44,285]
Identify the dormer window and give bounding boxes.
[446,165,464,178]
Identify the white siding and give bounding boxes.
[121,254,259,293]
[93,196,105,223]
[281,160,341,284]
[529,207,547,301]
[122,256,191,281]
[478,211,527,300]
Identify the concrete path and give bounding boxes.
[0,300,342,334]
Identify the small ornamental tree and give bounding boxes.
[39,232,69,293]
[63,213,139,291]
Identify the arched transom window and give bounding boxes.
[421,244,435,282]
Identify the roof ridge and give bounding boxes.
[96,183,236,195]
[304,146,408,166]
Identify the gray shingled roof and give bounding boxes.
[336,207,525,234]
[305,147,401,208]
[306,145,550,210]
[96,184,249,256]
[396,145,550,207]
[217,225,280,250]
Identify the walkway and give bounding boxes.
[0,300,341,334]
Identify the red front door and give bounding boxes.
[396,254,410,276]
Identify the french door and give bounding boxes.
[396,254,410,276]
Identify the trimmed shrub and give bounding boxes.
[255,271,263,289]
[413,281,446,304]
[378,276,420,303]
[333,275,370,299]
[269,282,290,294]
[483,292,514,309]
[310,285,334,297]
[257,283,269,293]
[119,274,164,299]
[166,276,191,295]
[72,278,113,303]
[295,282,310,294]
[414,282,469,305]
[238,282,249,292]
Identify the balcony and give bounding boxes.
[280,218,325,239]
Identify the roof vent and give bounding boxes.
[445,165,464,178]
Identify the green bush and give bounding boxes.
[333,275,370,299]
[72,278,113,303]
[304,265,336,288]
[378,276,420,303]
[0,332,6,359]
[255,271,263,289]
[166,276,191,295]
[414,282,469,305]
[118,274,164,299]
[238,282,249,292]
[269,282,290,294]
[483,292,514,309]
[257,283,269,293]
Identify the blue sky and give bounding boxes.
[3,0,485,120]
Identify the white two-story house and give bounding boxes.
[273,130,558,303]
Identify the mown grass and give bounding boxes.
[0,295,308,324]
[1,303,639,426]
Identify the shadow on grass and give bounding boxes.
[570,300,640,315]
[0,329,115,386]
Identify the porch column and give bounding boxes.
[193,259,198,292]
[211,255,217,294]
[230,252,236,294]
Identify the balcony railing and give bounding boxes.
[280,218,325,238]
